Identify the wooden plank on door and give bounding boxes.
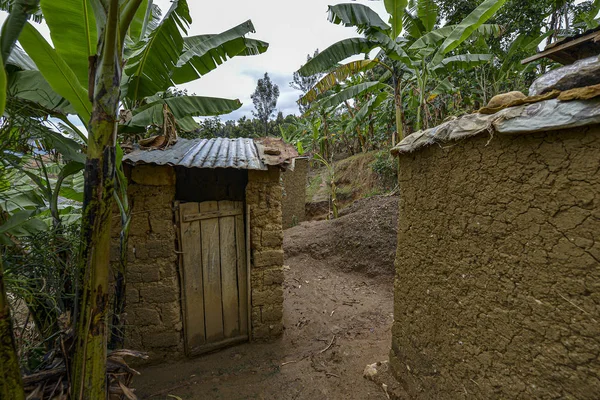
[183,209,243,222]
[179,202,205,350]
[219,200,240,338]
[200,201,224,342]
[235,202,248,335]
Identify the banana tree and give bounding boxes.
[298,0,506,140]
[13,0,268,396]
[478,31,553,103]
[16,2,268,136]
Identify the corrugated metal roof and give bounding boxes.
[123,137,266,170]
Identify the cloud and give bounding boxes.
[153,0,388,120]
[218,69,302,121]
[0,1,388,122]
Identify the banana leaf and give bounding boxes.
[298,37,379,77]
[384,0,408,39]
[171,20,268,84]
[311,81,390,111]
[327,3,390,34]
[126,95,242,129]
[40,0,97,88]
[18,22,92,121]
[300,60,380,105]
[125,0,191,103]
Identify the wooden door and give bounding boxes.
[178,200,249,356]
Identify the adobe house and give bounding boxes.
[388,97,600,398]
[110,137,297,361]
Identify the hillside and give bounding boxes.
[305,151,397,220]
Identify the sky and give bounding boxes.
[0,0,387,125]
[151,0,387,121]
[1,0,586,124]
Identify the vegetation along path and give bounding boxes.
[136,195,398,399]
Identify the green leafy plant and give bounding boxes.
[371,150,398,189]
[298,0,506,141]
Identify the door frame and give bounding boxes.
[174,200,252,356]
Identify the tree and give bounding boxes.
[437,0,598,45]
[298,0,506,142]
[11,0,268,397]
[290,49,321,113]
[252,72,280,135]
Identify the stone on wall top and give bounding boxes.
[391,98,600,157]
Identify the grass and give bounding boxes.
[305,150,399,215]
[306,169,327,203]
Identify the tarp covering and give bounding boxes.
[529,56,600,96]
[391,98,600,156]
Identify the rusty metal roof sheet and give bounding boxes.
[123,137,297,170]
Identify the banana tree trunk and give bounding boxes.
[368,115,374,150]
[393,70,404,144]
[415,71,428,133]
[71,1,121,398]
[344,100,366,152]
[109,187,130,350]
[0,256,25,400]
[320,112,330,160]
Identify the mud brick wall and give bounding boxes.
[111,164,184,362]
[282,157,308,228]
[246,167,284,340]
[112,163,285,361]
[390,126,600,399]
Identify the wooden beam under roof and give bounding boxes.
[522,29,600,65]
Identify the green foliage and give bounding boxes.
[18,22,91,123]
[436,0,599,47]
[435,0,507,59]
[297,0,506,146]
[171,21,268,85]
[297,37,378,77]
[385,0,408,38]
[3,222,81,371]
[39,0,96,88]
[125,0,192,103]
[127,95,242,132]
[371,150,398,189]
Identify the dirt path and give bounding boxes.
[135,196,397,399]
[135,256,393,400]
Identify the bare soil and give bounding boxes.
[135,195,398,399]
[287,195,399,277]
[305,152,395,221]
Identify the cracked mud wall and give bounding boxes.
[390,126,600,398]
[282,158,308,228]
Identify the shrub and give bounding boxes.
[371,150,398,189]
